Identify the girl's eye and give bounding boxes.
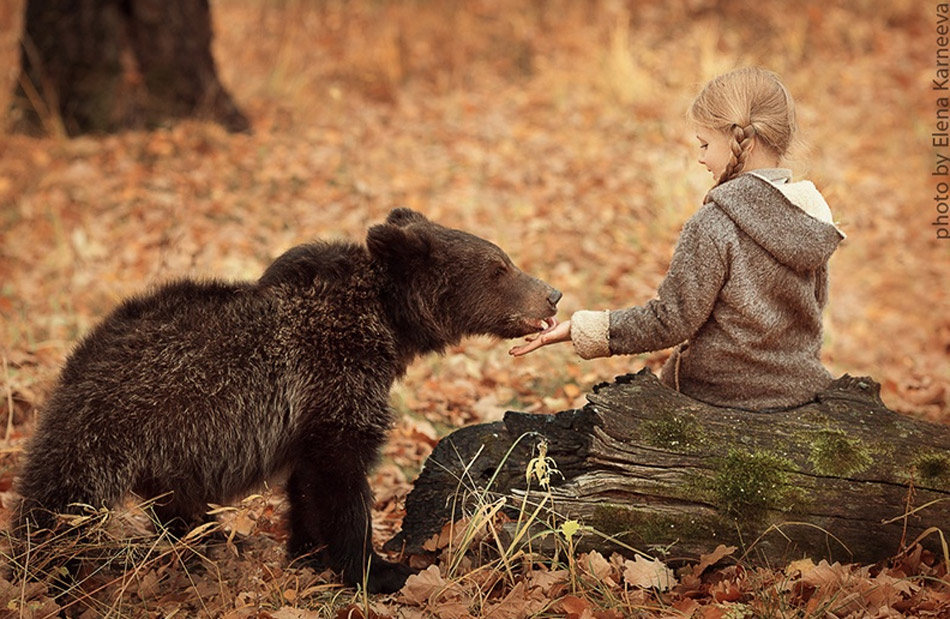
[700,144,708,150]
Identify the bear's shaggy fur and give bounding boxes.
[15,208,560,593]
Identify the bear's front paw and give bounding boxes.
[365,558,415,594]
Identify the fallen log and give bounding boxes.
[387,370,950,565]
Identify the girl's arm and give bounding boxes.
[591,216,727,358]
[512,213,727,359]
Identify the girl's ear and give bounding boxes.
[367,222,432,266]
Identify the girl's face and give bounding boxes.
[695,126,732,182]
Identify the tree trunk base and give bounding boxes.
[10,0,249,136]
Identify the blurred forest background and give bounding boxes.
[0,0,947,616]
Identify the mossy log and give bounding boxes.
[388,370,950,565]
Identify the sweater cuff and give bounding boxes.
[571,310,611,359]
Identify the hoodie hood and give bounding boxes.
[707,169,845,272]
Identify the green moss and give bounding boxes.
[807,429,873,477]
[914,452,950,489]
[706,449,804,518]
[799,411,831,426]
[640,410,705,452]
[590,505,726,546]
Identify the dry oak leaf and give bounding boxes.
[579,550,617,586]
[709,580,744,604]
[399,564,445,605]
[526,568,569,595]
[796,559,853,591]
[691,544,737,577]
[423,601,474,619]
[558,596,625,619]
[785,557,817,578]
[558,594,592,619]
[861,571,919,611]
[622,555,678,592]
[399,564,469,608]
[481,581,548,618]
[670,598,701,617]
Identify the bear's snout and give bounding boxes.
[522,279,561,332]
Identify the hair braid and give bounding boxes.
[717,123,756,186]
[701,124,756,203]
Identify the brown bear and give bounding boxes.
[14,208,560,593]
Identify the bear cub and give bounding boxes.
[15,208,561,593]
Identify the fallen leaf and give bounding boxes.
[526,568,569,595]
[798,560,851,591]
[692,544,737,576]
[785,557,816,577]
[270,608,321,619]
[671,597,700,615]
[622,555,677,592]
[481,581,547,618]
[579,550,616,586]
[425,601,474,619]
[559,594,591,619]
[136,569,162,599]
[399,564,447,606]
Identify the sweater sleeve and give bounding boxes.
[607,216,728,355]
[570,309,611,359]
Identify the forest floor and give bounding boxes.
[0,0,947,617]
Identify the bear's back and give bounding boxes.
[259,241,368,290]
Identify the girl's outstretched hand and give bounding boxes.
[509,319,572,356]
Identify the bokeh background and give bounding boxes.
[1,0,943,424]
[0,0,946,614]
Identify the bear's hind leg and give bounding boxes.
[286,455,412,594]
[149,500,214,540]
[133,479,215,540]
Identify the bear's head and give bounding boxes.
[368,208,561,351]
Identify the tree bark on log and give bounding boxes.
[388,370,950,565]
[10,0,249,136]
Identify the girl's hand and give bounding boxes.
[509,319,572,356]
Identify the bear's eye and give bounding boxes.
[494,263,509,278]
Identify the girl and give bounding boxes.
[510,67,845,411]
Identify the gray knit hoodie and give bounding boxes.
[571,169,845,410]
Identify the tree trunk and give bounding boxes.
[10,0,249,136]
[389,370,950,565]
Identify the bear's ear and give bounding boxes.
[366,222,431,266]
[385,208,428,228]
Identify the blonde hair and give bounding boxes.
[688,67,797,187]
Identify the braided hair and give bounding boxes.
[719,123,757,186]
